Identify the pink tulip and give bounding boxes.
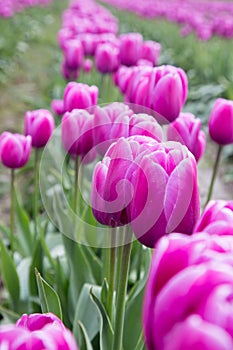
[0,313,79,350]
[141,40,161,66]
[25,109,55,148]
[193,200,233,236]
[0,132,31,169]
[83,58,93,73]
[61,61,79,81]
[167,112,206,161]
[61,109,94,158]
[119,32,143,66]
[95,42,120,74]
[208,98,233,145]
[63,82,98,112]
[62,39,84,70]
[51,99,66,116]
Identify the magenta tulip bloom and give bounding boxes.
[62,109,94,158]
[0,313,78,350]
[131,141,200,247]
[95,43,120,74]
[119,32,143,66]
[167,112,206,161]
[62,39,84,70]
[208,98,233,145]
[0,132,31,169]
[193,200,233,236]
[63,82,98,112]
[91,135,159,227]
[25,109,55,148]
[51,99,66,116]
[141,40,161,66]
[83,58,93,73]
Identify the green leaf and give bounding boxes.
[100,278,109,313]
[78,321,94,350]
[17,257,31,300]
[15,194,34,256]
[35,268,63,320]
[90,288,113,350]
[0,221,10,240]
[0,240,20,310]
[73,284,100,344]
[0,305,20,323]
[29,239,43,296]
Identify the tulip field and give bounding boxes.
[0,0,233,349]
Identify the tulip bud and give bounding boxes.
[25,109,54,148]
[141,40,161,66]
[95,43,120,74]
[63,82,98,112]
[208,98,233,145]
[119,32,143,66]
[62,39,84,70]
[0,132,31,169]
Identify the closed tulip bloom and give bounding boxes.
[119,32,143,66]
[209,98,233,145]
[0,313,79,350]
[63,82,98,112]
[167,112,206,161]
[141,40,161,66]
[95,43,120,74]
[0,132,31,169]
[62,109,94,158]
[131,141,200,247]
[83,58,93,73]
[193,200,233,236]
[91,135,158,227]
[129,113,163,140]
[63,39,84,70]
[25,109,55,148]
[61,61,79,81]
[51,99,66,116]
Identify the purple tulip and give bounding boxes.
[0,313,79,350]
[61,61,79,81]
[61,109,94,158]
[51,99,66,116]
[208,98,233,145]
[136,59,153,67]
[63,82,98,112]
[193,200,233,236]
[62,39,84,70]
[95,43,120,74]
[131,141,200,247]
[83,58,93,73]
[0,132,31,169]
[119,32,143,66]
[141,40,161,66]
[167,112,206,161]
[91,135,159,227]
[25,109,55,148]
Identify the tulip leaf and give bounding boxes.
[73,284,100,344]
[17,256,31,300]
[0,305,20,323]
[100,278,109,313]
[29,239,43,296]
[35,268,63,320]
[90,287,114,350]
[78,321,94,350]
[0,221,10,240]
[0,240,20,310]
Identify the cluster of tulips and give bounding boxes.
[0,0,52,18]
[57,0,161,81]
[101,0,233,40]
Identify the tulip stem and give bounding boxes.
[107,227,117,323]
[10,168,15,253]
[34,148,40,238]
[74,156,80,214]
[205,145,223,207]
[113,225,133,350]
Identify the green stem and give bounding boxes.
[73,156,80,214]
[112,226,133,350]
[205,145,222,207]
[10,169,15,253]
[107,227,117,323]
[136,243,142,281]
[34,148,40,238]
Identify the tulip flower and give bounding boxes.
[167,112,206,161]
[63,82,98,112]
[83,58,93,73]
[119,32,143,66]
[209,98,233,145]
[0,132,31,169]
[25,109,55,148]
[62,38,84,71]
[141,40,161,66]
[95,43,120,74]
[193,200,233,236]
[0,313,79,350]
[51,99,66,116]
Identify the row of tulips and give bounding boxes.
[57,0,161,80]
[0,0,52,18]
[101,0,233,41]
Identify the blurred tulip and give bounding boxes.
[209,98,233,145]
[83,58,93,73]
[25,109,54,148]
[119,32,143,66]
[167,112,206,161]
[0,132,31,169]
[61,109,94,158]
[141,40,161,65]
[0,313,79,350]
[95,42,120,74]
[62,39,84,70]
[61,61,79,81]
[193,200,233,235]
[51,99,66,116]
[63,82,98,112]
